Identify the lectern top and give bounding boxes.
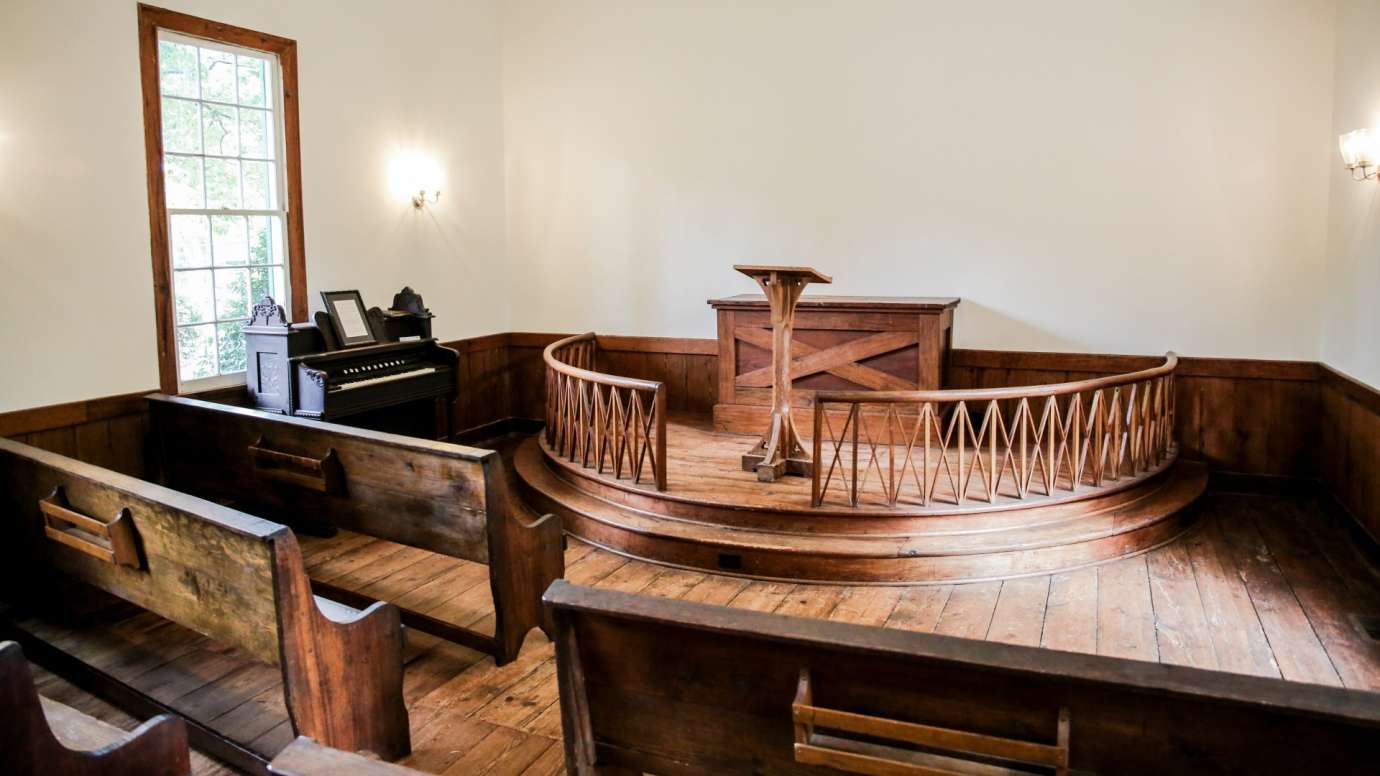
[733,264,833,284]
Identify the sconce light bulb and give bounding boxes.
[1339,129,1377,171]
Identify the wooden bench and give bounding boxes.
[0,437,410,773]
[146,393,564,665]
[1,639,191,776]
[545,580,1380,776]
[269,736,427,775]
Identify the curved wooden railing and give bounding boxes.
[811,354,1179,508]
[544,333,668,491]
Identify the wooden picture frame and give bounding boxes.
[320,290,378,348]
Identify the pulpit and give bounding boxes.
[709,291,960,436]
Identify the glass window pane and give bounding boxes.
[217,321,247,374]
[174,269,214,324]
[204,158,242,209]
[170,215,212,268]
[199,48,236,103]
[160,97,201,154]
[250,266,287,306]
[237,55,269,108]
[202,103,238,157]
[215,268,251,320]
[158,40,199,99]
[177,324,217,382]
[238,108,274,159]
[211,215,249,265]
[164,155,204,208]
[242,161,277,209]
[247,216,284,265]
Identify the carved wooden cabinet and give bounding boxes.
[707,294,960,433]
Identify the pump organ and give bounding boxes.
[243,288,458,437]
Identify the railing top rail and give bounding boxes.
[817,353,1178,405]
[544,332,664,393]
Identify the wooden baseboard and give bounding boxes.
[450,417,544,445]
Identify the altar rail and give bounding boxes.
[545,333,668,491]
[811,354,1178,508]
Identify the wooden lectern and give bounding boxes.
[734,264,833,481]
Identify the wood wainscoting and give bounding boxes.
[0,392,150,478]
[506,333,717,422]
[3,334,1376,546]
[1321,366,1380,544]
[946,350,1322,480]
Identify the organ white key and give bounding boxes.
[329,367,437,392]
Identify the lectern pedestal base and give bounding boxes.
[740,412,813,481]
[741,450,813,481]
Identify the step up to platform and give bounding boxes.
[514,436,1208,584]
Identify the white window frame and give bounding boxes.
[157,30,293,393]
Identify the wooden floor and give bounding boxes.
[16,439,1380,775]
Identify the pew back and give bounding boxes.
[545,581,1380,776]
[148,394,493,561]
[0,437,289,664]
[145,394,563,663]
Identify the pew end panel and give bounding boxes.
[544,580,1380,776]
[0,640,192,776]
[146,394,563,663]
[486,469,565,663]
[274,531,411,761]
[0,437,410,765]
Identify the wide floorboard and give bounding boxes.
[17,445,1380,775]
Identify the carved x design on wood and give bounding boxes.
[734,327,918,391]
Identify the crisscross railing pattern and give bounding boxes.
[544,333,668,491]
[811,354,1178,508]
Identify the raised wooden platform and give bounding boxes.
[515,416,1207,583]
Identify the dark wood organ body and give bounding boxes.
[243,289,458,438]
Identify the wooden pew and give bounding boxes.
[146,393,564,665]
[269,736,427,775]
[545,580,1380,776]
[0,437,410,772]
[0,640,190,776]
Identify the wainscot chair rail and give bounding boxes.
[544,333,668,491]
[812,353,1180,508]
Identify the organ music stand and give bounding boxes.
[734,264,833,481]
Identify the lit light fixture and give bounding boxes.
[387,150,444,208]
[1339,129,1379,180]
[411,189,441,209]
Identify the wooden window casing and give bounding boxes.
[138,4,307,394]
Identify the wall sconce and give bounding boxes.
[388,150,444,208]
[1339,129,1379,180]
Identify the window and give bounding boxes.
[139,6,306,393]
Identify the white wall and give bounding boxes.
[0,0,508,412]
[1323,0,1380,389]
[501,0,1337,359]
